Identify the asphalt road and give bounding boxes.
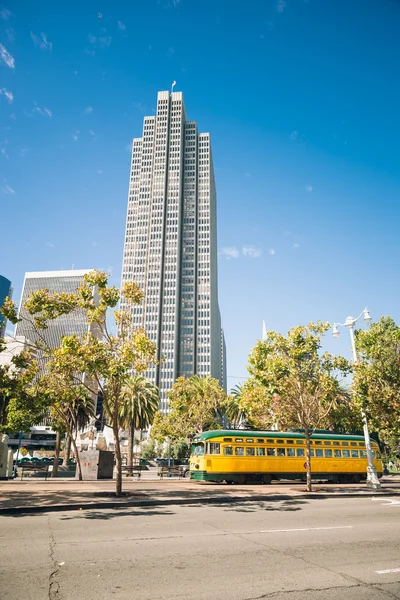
[1,496,400,600]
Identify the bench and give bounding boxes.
[20,462,49,481]
[121,465,141,479]
[158,465,184,479]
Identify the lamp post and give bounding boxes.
[332,308,381,489]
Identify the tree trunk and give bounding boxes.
[305,426,312,492]
[62,433,72,467]
[127,422,134,470]
[71,434,82,481]
[113,416,122,496]
[52,431,61,478]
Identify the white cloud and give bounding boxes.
[289,130,298,141]
[46,242,55,248]
[0,8,11,20]
[220,247,239,260]
[243,172,250,178]
[242,245,262,258]
[20,146,28,157]
[277,0,287,12]
[293,242,300,248]
[0,43,15,68]
[30,32,52,51]
[84,106,93,115]
[91,241,97,247]
[305,184,313,192]
[1,147,9,159]
[97,169,103,174]
[89,130,96,136]
[126,142,133,152]
[1,182,15,195]
[118,20,126,30]
[168,46,175,54]
[268,248,276,256]
[88,34,112,49]
[30,104,52,118]
[0,88,13,102]
[72,131,80,141]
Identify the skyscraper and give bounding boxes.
[15,270,94,369]
[0,275,12,337]
[121,90,226,409]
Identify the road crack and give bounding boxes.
[47,515,62,600]
[237,532,400,600]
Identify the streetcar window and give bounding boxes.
[315,441,322,445]
[342,442,349,446]
[325,449,333,458]
[333,442,340,446]
[192,444,204,456]
[235,438,243,443]
[358,443,364,447]
[235,447,244,456]
[246,447,255,456]
[267,448,276,456]
[277,448,286,457]
[309,449,315,457]
[246,439,254,443]
[224,446,233,456]
[287,440,294,444]
[351,450,359,458]
[277,440,284,444]
[265,439,275,444]
[223,438,233,442]
[350,442,357,446]
[324,442,331,446]
[287,448,295,457]
[257,448,266,456]
[209,443,221,455]
[376,451,381,458]
[316,449,323,457]
[343,450,350,458]
[256,439,264,443]
[360,450,367,458]
[297,448,305,457]
[334,450,342,458]
[296,440,304,444]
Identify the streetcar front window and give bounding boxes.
[192,443,204,457]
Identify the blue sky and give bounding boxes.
[1,0,400,388]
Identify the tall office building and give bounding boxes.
[121,89,226,409]
[15,270,95,369]
[0,275,12,337]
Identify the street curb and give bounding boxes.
[1,490,400,515]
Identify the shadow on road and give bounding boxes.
[59,507,176,520]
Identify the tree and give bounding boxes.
[150,375,227,442]
[119,375,159,469]
[1,270,157,496]
[353,316,400,440]
[246,322,352,491]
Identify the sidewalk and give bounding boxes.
[1,476,400,515]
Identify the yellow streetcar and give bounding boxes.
[189,430,383,484]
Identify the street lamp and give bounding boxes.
[332,308,381,489]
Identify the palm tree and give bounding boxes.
[225,384,246,428]
[119,376,159,469]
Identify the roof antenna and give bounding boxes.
[171,80,176,94]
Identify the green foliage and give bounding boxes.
[353,316,400,438]
[140,438,157,460]
[245,322,353,491]
[0,270,157,496]
[119,376,159,430]
[151,375,227,442]
[170,439,191,462]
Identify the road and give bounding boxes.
[1,496,400,600]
